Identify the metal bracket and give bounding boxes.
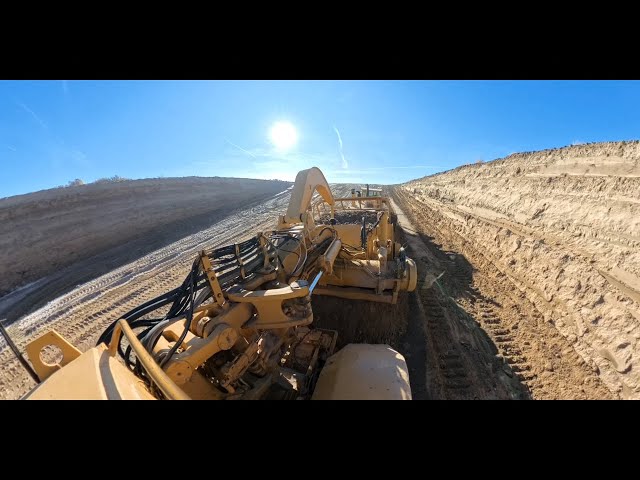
[200,251,226,308]
[25,330,82,382]
[235,243,247,280]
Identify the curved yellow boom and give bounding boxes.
[283,167,334,224]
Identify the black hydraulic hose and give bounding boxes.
[0,319,40,384]
[97,289,178,340]
[123,322,158,370]
[115,284,193,363]
[160,263,197,368]
[97,290,180,346]
[359,212,383,250]
[96,252,208,370]
[97,266,208,348]
[369,211,383,230]
[123,285,183,319]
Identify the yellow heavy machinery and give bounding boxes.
[11,167,417,400]
[350,184,382,208]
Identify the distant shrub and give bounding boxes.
[67,178,85,187]
[93,175,128,184]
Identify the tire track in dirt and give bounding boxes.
[409,244,528,400]
[392,195,527,399]
[393,187,616,399]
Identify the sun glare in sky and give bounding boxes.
[269,121,298,151]
[4,80,640,197]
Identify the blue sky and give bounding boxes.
[2,80,640,198]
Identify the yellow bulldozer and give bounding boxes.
[4,167,417,400]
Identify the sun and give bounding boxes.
[269,121,298,151]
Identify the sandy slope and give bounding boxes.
[402,141,640,398]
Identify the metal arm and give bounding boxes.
[283,167,334,224]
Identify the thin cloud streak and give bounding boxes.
[333,126,348,169]
[6,145,17,152]
[225,139,257,159]
[14,99,93,170]
[17,102,48,131]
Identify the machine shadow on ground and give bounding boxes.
[398,225,531,400]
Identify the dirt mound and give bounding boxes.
[401,141,640,398]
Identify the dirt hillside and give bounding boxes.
[0,177,289,322]
[399,141,640,398]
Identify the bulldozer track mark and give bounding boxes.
[414,285,475,397]
[400,194,529,398]
[394,187,616,399]
[439,354,472,388]
[474,299,536,387]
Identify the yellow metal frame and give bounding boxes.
[25,330,82,381]
[200,253,226,308]
[110,319,190,400]
[283,167,335,224]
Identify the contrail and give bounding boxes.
[17,102,48,131]
[225,139,257,159]
[333,126,348,169]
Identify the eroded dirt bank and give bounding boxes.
[398,141,640,399]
